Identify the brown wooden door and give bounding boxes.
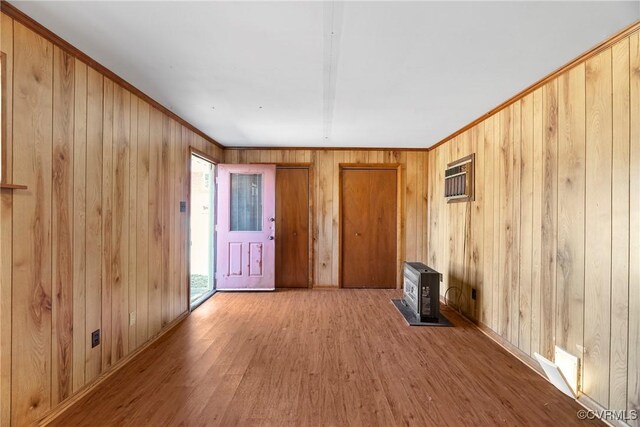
[341,168,397,288]
[275,167,310,288]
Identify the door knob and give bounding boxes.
[268,236,275,240]
[355,232,361,237]
[269,217,275,222]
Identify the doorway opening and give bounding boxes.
[189,152,217,309]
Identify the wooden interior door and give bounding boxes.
[275,167,310,288]
[341,168,397,288]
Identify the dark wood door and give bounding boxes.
[275,168,310,288]
[341,168,397,288]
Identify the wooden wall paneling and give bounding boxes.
[405,153,417,261]
[584,48,613,406]
[316,150,333,285]
[420,151,428,263]
[481,116,494,326]
[491,113,501,330]
[85,66,102,383]
[629,30,640,423]
[180,127,189,314]
[52,45,75,404]
[168,121,177,319]
[161,115,170,326]
[510,101,521,344]
[470,125,483,321]
[101,78,114,371]
[555,63,586,360]
[148,108,162,336]
[530,87,544,357]
[72,58,87,394]
[540,80,558,360]
[112,84,130,363]
[498,105,513,340]
[174,121,181,317]
[11,22,53,424]
[462,130,476,318]
[331,151,343,287]
[427,149,437,267]
[2,11,232,425]
[610,37,630,411]
[128,95,138,351]
[518,93,534,355]
[0,13,13,426]
[439,146,449,298]
[397,152,406,288]
[445,142,457,301]
[136,99,149,347]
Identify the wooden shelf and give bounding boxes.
[0,183,28,190]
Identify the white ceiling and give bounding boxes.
[8,1,639,148]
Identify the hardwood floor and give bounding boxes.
[51,290,600,426]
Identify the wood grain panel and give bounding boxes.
[0,13,14,426]
[85,66,103,384]
[148,107,163,337]
[518,93,534,355]
[112,85,130,362]
[128,95,138,350]
[510,103,521,344]
[610,38,630,412]
[498,105,513,340]
[315,151,334,286]
[161,116,171,326]
[556,63,585,359]
[52,45,74,404]
[481,116,494,327]
[101,78,114,371]
[540,81,558,360]
[72,57,87,394]
[584,48,613,407]
[629,30,640,424]
[136,99,150,346]
[530,88,543,358]
[11,22,53,424]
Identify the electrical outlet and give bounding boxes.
[91,330,100,348]
[471,288,477,300]
[129,311,136,326]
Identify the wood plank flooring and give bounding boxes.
[51,290,601,426]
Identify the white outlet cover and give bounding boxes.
[534,353,577,399]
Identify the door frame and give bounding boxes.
[187,147,220,311]
[338,163,403,289]
[256,162,314,287]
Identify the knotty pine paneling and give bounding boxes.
[427,28,640,421]
[226,149,429,287]
[0,14,224,426]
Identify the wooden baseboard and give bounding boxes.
[37,311,189,426]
